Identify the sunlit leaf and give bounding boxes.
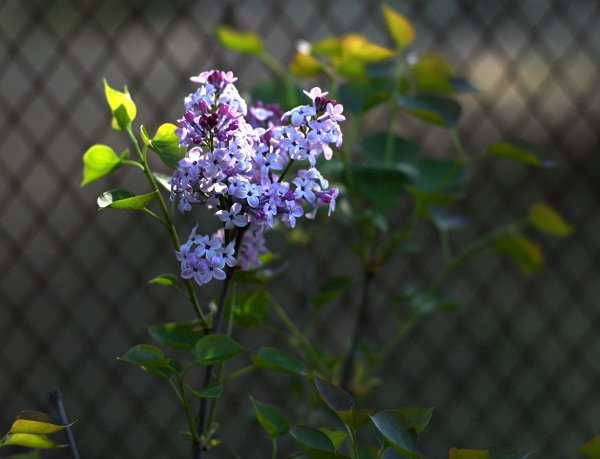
[81,144,122,186]
[290,52,324,78]
[577,433,600,458]
[148,322,205,350]
[448,448,490,459]
[195,334,246,365]
[148,123,184,169]
[252,347,305,375]
[382,4,415,49]
[104,79,136,131]
[118,344,170,367]
[10,411,68,435]
[152,171,173,192]
[399,95,461,128]
[252,398,290,439]
[215,26,263,55]
[97,189,157,210]
[341,34,395,63]
[528,202,573,237]
[312,37,342,58]
[149,273,178,289]
[4,433,67,449]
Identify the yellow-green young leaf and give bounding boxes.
[216,26,263,55]
[103,79,137,130]
[577,433,600,458]
[341,34,395,63]
[382,4,415,49]
[4,433,67,449]
[81,144,122,186]
[312,36,342,58]
[448,448,490,459]
[149,123,184,169]
[411,53,455,93]
[97,189,157,210]
[336,58,367,79]
[289,52,324,78]
[495,232,544,274]
[10,411,68,435]
[528,202,573,237]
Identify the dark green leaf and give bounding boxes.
[118,344,170,367]
[252,347,305,375]
[153,171,173,192]
[337,408,373,430]
[187,382,224,399]
[310,276,356,308]
[528,202,573,237]
[195,334,246,365]
[396,407,433,434]
[495,232,544,273]
[10,411,68,435]
[577,433,600,458]
[399,95,461,128]
[370,411,420,458]
[143,363,179,379]
[487,446,531,459]
[314,374,354,412]
[405,185,461,206]
[149,123,184,169]
[448,77,478,93]
[486,140,550,167]
[411,157,468,191]
[148,322,205,350]
[357,133,420,165]
[407,286,461,314]
[318,428,347,452]
[252,398,290,439]
[251,79,304,111]
[225,290,271,328]
[290,425,351,459]
[351,163,413,212]
[382,448,410,459]
[97,189,157,210]
[338,77,395,116]
[3,434,67,449]
[448,448,490,459]
[81,144,122,186]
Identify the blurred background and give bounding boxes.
[1,0,599,457]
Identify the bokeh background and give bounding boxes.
[1,0,599,457]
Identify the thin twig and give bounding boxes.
[49,388,81,459]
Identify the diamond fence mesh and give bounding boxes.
[1,0,599,457]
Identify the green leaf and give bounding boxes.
[370,411,420,459]
[289,425,351,459]
[216,26,263,55]
[310,276,356,308]
[251,79,304,111]
[149,273,178,289]
[528,202,573,237]
[140,125,151,145]
[407,286,461,314]
[290,52,324,78]
[382,4,415,49]
[411,157,468,192]
[225,290,271,328]
[3,433,67,449]
[314,374,354,412]
[396,407,433,434]
[97,189,157,210]
[577,433,600,458]
[399,95,461,128]
[143,362,180,379]
[448,448,490,459]
[252,398,290,439]
[148,322,205,350]
[411,52,454,93]
[9,411,68,435]
[405,185,461,206]
[486,140,550,167]
[487,447,531,459]
[118,344,170,367]
[148,123,184,169]
[153,171,173,192]
[341,34,395,63]
[338,77,395,116]
[495,232,544,273]
[81,144,122,186]
[104,79,136,131]
[319,428,347,452]
[357,133,420,165]
[195,334,246,365]
[351,163,413,212]
[187,382,224,399]
[2,451,42,459]
[252,347,306,375]
[312,37,342,58]
[337,408,373,431]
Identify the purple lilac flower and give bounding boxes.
[171,72,345,285]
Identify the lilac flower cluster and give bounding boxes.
[171,70,344,285]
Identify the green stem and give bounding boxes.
[122,159,144,170]
[270,297,330,377]
[125,125,207,326]
[271,437,277,459]
[221,365,256,384]
[141,207,168,228]
[346,426,359,459]
[278,159,295,183]
[384,53,405,164]
[449,127,465,162]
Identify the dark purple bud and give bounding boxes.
[184,110,196,123]
[284,189,296,201]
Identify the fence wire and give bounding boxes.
[1,0,599,457]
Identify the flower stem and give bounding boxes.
[48,388,80,459]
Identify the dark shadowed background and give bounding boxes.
[1,0,599,457]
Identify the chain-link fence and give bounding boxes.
[1,0,599,457]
